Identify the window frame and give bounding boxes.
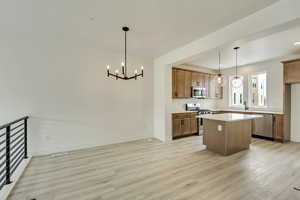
[229,75,244,108]
[248,71,268,108]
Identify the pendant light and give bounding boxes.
[217,51,222,84]
[232,47,242,88]
[106,26,144,80]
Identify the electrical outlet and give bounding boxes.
[217,125,222,132]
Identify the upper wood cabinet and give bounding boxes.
[172,67,222,99]
[172,69,192,98]
[283,59,300,84]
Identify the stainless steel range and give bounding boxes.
[186,103,212,136]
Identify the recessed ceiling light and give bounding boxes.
[294,42,300,46]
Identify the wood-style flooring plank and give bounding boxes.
[7,136,300,200]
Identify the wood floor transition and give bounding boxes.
[7,136,300,200]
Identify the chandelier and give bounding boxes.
[106,26,144,80]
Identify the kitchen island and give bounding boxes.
[197,113,262,156]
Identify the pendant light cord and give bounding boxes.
[125,30,127,77]
[218,51,221,74]
[234,47,239,78]
[235,49,237,78]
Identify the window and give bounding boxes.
[229,76,244,107]
[249,72,267,107]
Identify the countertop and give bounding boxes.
[174,109,284,115]
[196,113,263,122]
[214,109,284,115]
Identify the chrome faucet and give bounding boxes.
[244,101,249,111]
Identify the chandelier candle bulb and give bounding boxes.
[107,65,110,77]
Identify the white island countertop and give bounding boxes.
[196,113,263,122]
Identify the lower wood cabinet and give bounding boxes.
[273,114,284,141]
[172,113,198,139]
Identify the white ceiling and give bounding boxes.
[189,26,300,69]
[0,0,279,59]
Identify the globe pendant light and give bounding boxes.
[232,47,242,88]
[217,51,222,84]
[106,26,144,80]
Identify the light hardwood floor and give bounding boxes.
[8,136,300,200]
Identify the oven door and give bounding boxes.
[198,117,204,135]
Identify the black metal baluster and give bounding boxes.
[24,118,28,159]
[5,126,11,184]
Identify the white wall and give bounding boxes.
[291,84,300,142]
[0,49,153,155]
[217,59,284,112]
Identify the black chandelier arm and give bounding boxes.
[107,71,143,80]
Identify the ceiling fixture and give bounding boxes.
[294,42,300,46]
[232,47,243,88]
[106,26,144,80]
[217,51,222,84]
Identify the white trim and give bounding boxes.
[0,157,32,200]
[248,72,268,108]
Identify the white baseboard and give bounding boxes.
[0,157,32,200]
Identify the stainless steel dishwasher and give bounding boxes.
[252,114,273,138]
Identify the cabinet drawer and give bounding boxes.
[173,113,195,119]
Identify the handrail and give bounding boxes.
[0,116,29,190]
[0,116,29,130]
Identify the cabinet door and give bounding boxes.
[209,75,216,99]
[273,114,284,140]
[284,60,300,84]
[197,73,205,87]
[174,69,186,98]
[172,118,183,138]
[192,72,198,87]
[184,71,192,98]
[183,118,191,135]
[172,69,176,98]
[204,74,210,97]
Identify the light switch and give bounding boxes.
[217,125,222,132]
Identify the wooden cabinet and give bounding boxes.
[173,68,222,99]
[283,59,300,84]
[192,72,204,87]
[273,114,284,141]
[172,113,198,139]
[172,69,185,98]
[184,71,192,98]
[172,69,192,98]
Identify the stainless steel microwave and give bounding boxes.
[192,87,206,98]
